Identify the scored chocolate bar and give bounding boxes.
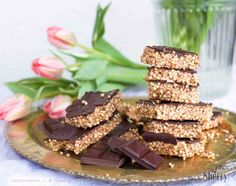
[148,80,199,103]
[108,137,164,170]
[44,112,122,155]
[80,119,140,168]
[65,90,121,128]
[142,132,206,160]
[146,67,199,86]
[141,46,199,70]
[80,140,128,168]
[121,100,213,122]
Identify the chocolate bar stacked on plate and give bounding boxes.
[124,46,221,160]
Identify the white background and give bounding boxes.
[0,0,155,84]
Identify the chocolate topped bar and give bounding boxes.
[141,46,199,70]
[147,46,197,57]
[44,111,122,154]
[143,119,202,138]
[65,90,121,128]
[66,90,119,117]
[143,132,206,160]
[123,100,213,122]
[146,67,199,86]
[148,80,199,103]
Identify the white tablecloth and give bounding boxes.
[1,68,236,186]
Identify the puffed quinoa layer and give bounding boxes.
[143,120,202,138]
[202,111,222,130]
[146,67,199,86]
[141,46,199,70]
[146,139,206,160]
[148,81,199,103]
[44,113,122,155]
[120,101,213,122]
[65,94,121,128]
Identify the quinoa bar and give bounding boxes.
[202,111,222,130]
[44,112,122,155]
[143,120,202,138]
[148,80,199,103]
[141,46,199,70]
[122,100,213,122]
[146,67,199,86]
[65,90,121,128]
[143,132,206,160]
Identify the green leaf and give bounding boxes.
[74,60,108,80]
[78,81,96,98]
[6,82,37,98]
[98,83,126,92]
[6,77,79,100]
[92,3,111,45]
[95,75,107,87]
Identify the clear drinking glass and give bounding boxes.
[152,0,236,100]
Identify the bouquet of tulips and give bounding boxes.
[0,4,147,122]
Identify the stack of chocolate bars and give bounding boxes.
[124,46,221,160]
[44,90,122,155]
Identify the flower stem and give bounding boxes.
[106,66,147,85]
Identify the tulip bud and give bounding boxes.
[47,26,77,49]
[43,95,72,119]
[32,56,65,80]
[0,94,32,122]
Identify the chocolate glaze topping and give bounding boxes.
[142,132,177,145]
[147,46,197,57]
[66,90,119,118]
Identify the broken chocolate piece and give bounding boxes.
[108,137,164,170]
[80,140,128,168]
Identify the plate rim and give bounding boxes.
[4,107,236,183]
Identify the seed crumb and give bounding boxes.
[82,100,88,105]
[169,162,175,168]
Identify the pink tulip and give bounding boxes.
[43,95,72,119]
[32,56,65,80]
[0,94,32,122]
[47,26,77,49]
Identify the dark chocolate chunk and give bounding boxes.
[108,137,164,170]
[66,90,119,117]
[142,132,177,145]
[80,141,127,168]
[211,111,222,120]
[147,46,197,57]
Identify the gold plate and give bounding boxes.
[4,103,236,183]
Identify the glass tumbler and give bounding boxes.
[152,0,236,100]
